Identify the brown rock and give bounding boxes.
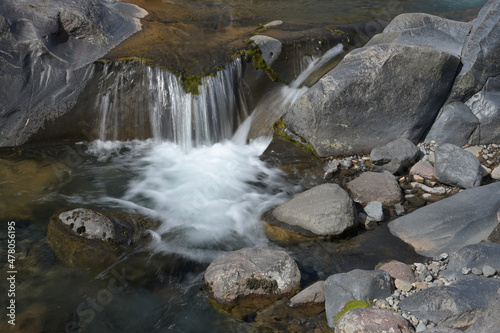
[335,307,414,333]
[413,282,429,290]
[347,172,403,207]
[378,260,416,284]
[289,281,325,307]
[410,159,436,180]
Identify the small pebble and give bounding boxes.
[416,323,427,332]
[483,265,497,277]
[472,267,483,275]
[462,267,471,275]
[394,203,405,216]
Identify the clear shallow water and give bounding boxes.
[0,137,424,332]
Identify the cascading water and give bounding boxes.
[94,59,249,150]
[86,45,344,262]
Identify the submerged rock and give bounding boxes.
[335,307,414,333]
[389,182,500,257]
[346,171,402,206]
[204,247,300,317]
[325,269,393,329]
[370,138,420,174]
[0,158,71,220]
[271,183,358,237]
[47,208,155,272]
[434,143,483,188]
[283,13,466,156]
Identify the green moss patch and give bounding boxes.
[244,47,281,82]
[334,299,370,324]
[181,75,203,95]
[273,118,320,158]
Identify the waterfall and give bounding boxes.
[95,59,249,150]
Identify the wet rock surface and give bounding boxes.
[47,208,156,272]
[204,247,300,317]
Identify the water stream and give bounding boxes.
[0,1,488,331]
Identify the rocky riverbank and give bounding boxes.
[203,0,500,331]
[1,0,498,332]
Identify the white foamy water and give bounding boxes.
[85,44,346,262]
[88,138,298,262]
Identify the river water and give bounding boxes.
[0,0,488,331]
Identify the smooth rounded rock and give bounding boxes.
[335,307,414,333]
[325,269,394,329]
[347,171,402,207]
[204,247,300,304]
[410,159,436,180]
[379,260,416,283]
[434,143,482,188]
[272,183,357,237]
[47,208,154,272]
[370,138,420,174]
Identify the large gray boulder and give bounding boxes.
[325,269,393,329]
[441,243,500,282]
[204,247,300,304]
[370,138,420,174]
[434,143,483,188]
[425,0,500,146]
[283,13,467,156]
[0,0,146,146]
[271,183,358,237]
[425,102,479,146]
[388,182,500,257]
[399,277,500,329]
[447,0,500,103]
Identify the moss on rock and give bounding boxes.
[334,299,370,324]
[273,118,320,158]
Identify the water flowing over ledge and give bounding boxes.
[94,59,249,150]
